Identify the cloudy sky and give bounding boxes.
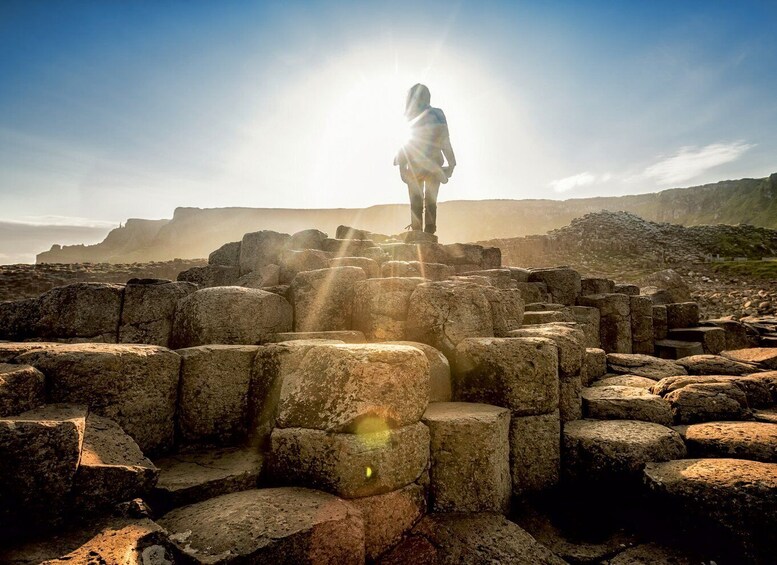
[1,0,775,228]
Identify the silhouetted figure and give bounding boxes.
[394,84,456,235]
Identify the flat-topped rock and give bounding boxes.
[152,446,263,512]
[0,363,45,417]
[271,330,362,343]
[72,414,158,513]
[668,327,725,355]
[276,343,429,433]
[663,382,750,424]
[239,230,290,275]
[171,286,292,348]
[606,543,699,565]
[563,419,686,481]
[391,341,451,402]
[683,421,777,462]
[644,458,777,561]
[722,347,777,370]
[159,487,365,564]
[352,277,427,341]
[329,256,380,278]
[35,282,125,342]
[290,267,366,332]
[510,411,561,495]
[0,403,87,528]
[119,279,196,346]
[528,267,581,305]
[16,344,180,454]
[666,302,700,329]
[403,513,567,565]
[650,374,772,407]
[582,347,607,385]
[655,338,704,360]
[279,248,330,283]
[592,374,656,388]
[269,423,429,498]
[381,260,453,281]
[422,402,511,513]
[581,385,673,425]
[606,353,687,380]
[676,354,759,375]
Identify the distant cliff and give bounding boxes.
[36,173,777,264]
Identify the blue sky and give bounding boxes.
[1,0,775,226]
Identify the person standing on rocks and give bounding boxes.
[394,83,457,236]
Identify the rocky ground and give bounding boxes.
[0,260,206,303]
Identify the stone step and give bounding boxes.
[591,374,656,388]
[675,353,760,375]
[606,353,686,380]
[158,487,365,563]
[421,402,510,513]
[754,408,777,424]
[270,330,365,343]
[678,421,777,463]
[563,419,686,482]
[650,374,774,409]
[0,363,45,417]
[581,385,672,425]
[654,339,704,360]
[151,446,263,513]
[644,458,777,562]
[721,347,777,370]
[72,414,158,513]
[668,327,725,355]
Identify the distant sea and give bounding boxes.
[0,221,112,264]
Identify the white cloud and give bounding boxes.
[549,172,614,193]
[643,141,755,185]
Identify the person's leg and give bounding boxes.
[407,177,424,231]
[423,179,440,234]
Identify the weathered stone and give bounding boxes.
[159,488,365,564]
[236,263,281,288]
[0,298,39,341]
[349,483,426,561]
[483,287,525,337]
[381,260,453,281]
[641,286,675,305]
[177,345,260,445]
[0,404,86,527]
[380,242,449,264]
[581,385,673,425]
[508,267,531,282]
[606,543,697,565]
[682,421,777,462]
[269,423,429,498]
[607,353,686,380]
[482,247,502,269]
[592,374,657,388]
[329,256,380,278]
[522,310,572,325]
[705,318,757,350]
[453,337,559,416]
[239,230,291,275]
[655,338,704,360]
[528,267,581,305]
[668,327,725,355]
[409,513,567,565]
[509,324,585,379]
[171,286,292,348]
[754,408,777,424]
[652,304,668,340]
[582,347,607,386]
[16,344,181,454]
[722,347,777,370]
[581,277,615,296]
[666,302,700,329]
[36,282,124,341]
[460,268,513,288]
[353,277,426,341]
[524,303,567,312]
[406,281,494,358]
[749,370,777,402]
[578,294,632,353]
[0,363,45,417]
[249,341,331,448]
[208,241,241,266]
[559,375,583,422]
[276,344,429,433]
[571,306,601,349]
[72,414,158,513]
[613,283,640,296]
[650,374,771,407]
[0,341,58,363]
[272,330,363,343]
[510,410,560,495]
[38,518,177,565]
[676,354,759,376]
[393,341,451,402]
[290,267,366,332]
[152,446,262,512]
[444,243,484,265]
[279,248,331,283]
[663,382,749,424]
[177,265,240,288]
[644,458,777,561]
[630,295,654,354]
[119,279,196,346]
[323,237,377,257]
[514,281,550,303]
[563,419,686,481]
[422,402,511,513]
[450,274,493,286]
[639,269,692,303]
[289,228,328,250]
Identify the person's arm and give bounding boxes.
[438,109,456,176]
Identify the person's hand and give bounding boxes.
[443,165,455,178]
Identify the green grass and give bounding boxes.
[709,260,777,280]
